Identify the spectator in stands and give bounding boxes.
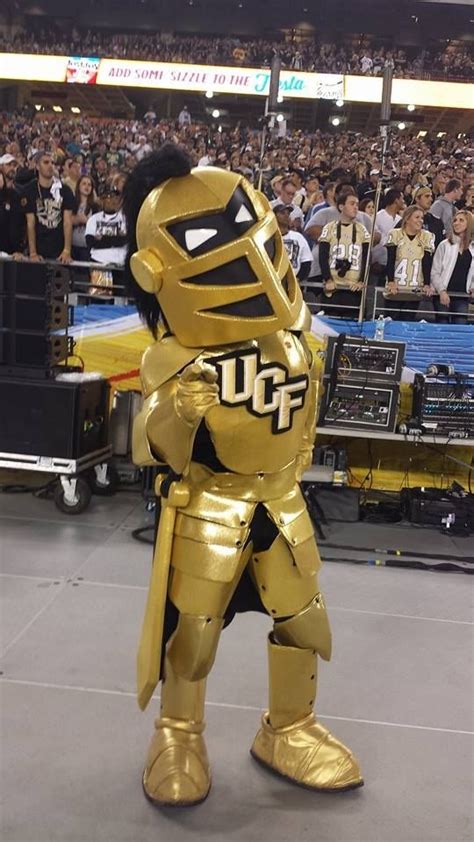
[290,169,306,208]
[359,197,375,218]
[269,174,284,202]
[2,27,473,80]
[460,184,474,213]
[319,188,371,318]
[305,181,337,228]
[360,51,373,74]
[85,181,127,267]
[178,106,192,127]
[23,151,74,262]
[372,188,405,269]
[432,210,474,324]
[384,206,436,321]
[0,152,25,254]
[270,176,304,229]
[357,168,380,201]
[198,147,216,166]
[0,152,19,190]
[411,186,444,249]
[105,140,123,168]
[92,157,109,197]
[431,168,449,198]
[300,173,320,215]
[71,175,100,261]
[430,178,463,235]
[0,168,23,257]
[133,135,153,162]
[62,155,83,194]
[273,204,312,282]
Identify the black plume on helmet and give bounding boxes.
[122,143,192,337]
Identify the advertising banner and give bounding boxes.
[66,56,100,84]
[96,59,344,100]
[0,53,471,109]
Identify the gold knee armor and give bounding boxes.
[250,534,319,619]
[167,613,224,682]
[273,593,332,661]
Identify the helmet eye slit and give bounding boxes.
[167,186,257,257]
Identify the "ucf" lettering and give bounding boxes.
[210,348,308,434]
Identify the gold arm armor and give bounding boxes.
[132,335,204,470]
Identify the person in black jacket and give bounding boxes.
[0,156,24,256]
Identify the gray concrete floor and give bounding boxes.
[1,490,473,842]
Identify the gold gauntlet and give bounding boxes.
[174,363,220,425]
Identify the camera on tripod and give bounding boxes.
[335,258,352,278]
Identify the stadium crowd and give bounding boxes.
[1,111,473,321]
[2,27,473,81]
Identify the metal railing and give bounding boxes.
[301,277,473,323]
[1,257,472,325]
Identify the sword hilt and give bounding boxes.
[154,472,190,507]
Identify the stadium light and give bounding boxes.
[397,122,406,130]
[276,113,285,122]
[34,104,42,111]
[335,98,344,107]
[407,104,415,112]
[205,90,214,98]
[437,131,446,138]
[212,109,220,118]
[331,117,340,127]
[71,106,81,114]
[417,130,427,138]
[52,105,63,112]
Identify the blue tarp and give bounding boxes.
[71,304,473,375]
[321,318,474,375]
[72,304,137,326]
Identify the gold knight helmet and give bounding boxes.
[123,144,304,348]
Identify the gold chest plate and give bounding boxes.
[199,331,310,474]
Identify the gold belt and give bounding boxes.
[187,460,298,502]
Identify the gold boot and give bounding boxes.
[142,657,211,807]
[250,637,363,792]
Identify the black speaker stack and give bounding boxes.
[0,260,71,376]
[0,261,110,460]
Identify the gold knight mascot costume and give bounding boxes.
[122,144,363,807]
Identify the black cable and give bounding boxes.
[131,525,155,545]
[318,541,474,564]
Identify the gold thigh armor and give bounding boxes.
[169,544,253,617]
[167,545,252,683]
[249,534,319,619]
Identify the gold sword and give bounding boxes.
[137,474,190,711]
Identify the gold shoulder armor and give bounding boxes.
[140,335,204,398]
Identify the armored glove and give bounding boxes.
[175,362,220,425]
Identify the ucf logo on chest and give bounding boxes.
[210,348,308,434]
